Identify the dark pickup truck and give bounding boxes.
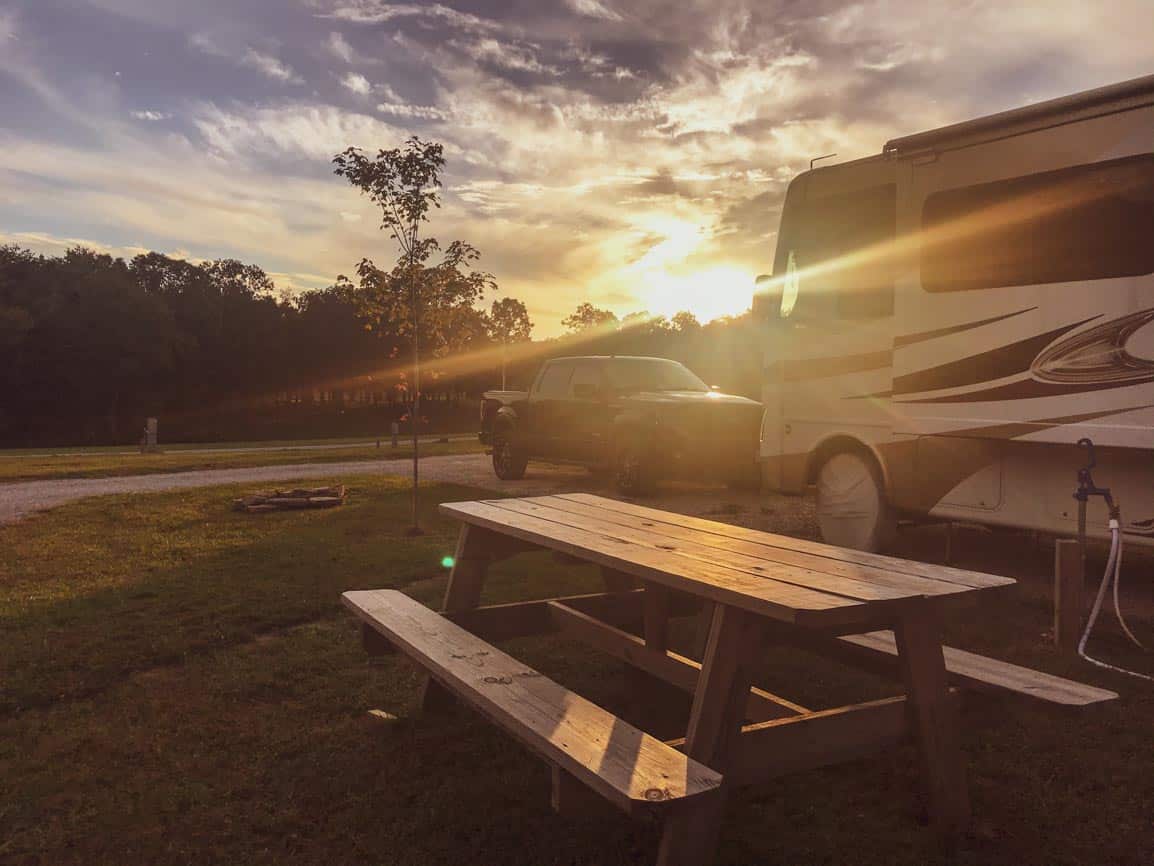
[479,355,763,495]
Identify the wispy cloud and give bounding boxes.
[565,0,623,21]
[240,47,302,83]
[130,110,172,121]
[341,71,372,94]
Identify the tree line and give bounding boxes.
[0,244,761,446]
[0,244,530,445]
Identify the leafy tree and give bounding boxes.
[671,310,701,333]
[487,296,532,388]
[562,302,618,333]
[487,297,532,344]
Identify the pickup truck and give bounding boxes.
[479,355,763,495]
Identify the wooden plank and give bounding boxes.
[893,611,970,835]
[439,500,886,627]
[1054,539,1084,654]
[547,601,806,722]
[666,695,913,787]
[657,605,763,866]
[344,589,723,815]
[559,493,1014,590]
[492,497,920,603]
[531,495,985,600]
[840,631,1118,706]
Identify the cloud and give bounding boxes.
[327,31,354,62]
[0,6,17,41]
[319,1,500,33]
[341,72,372,94]
[130,110,172,121]
[566,0,623,21]
[240,47,302,83]
[191,103,405,161]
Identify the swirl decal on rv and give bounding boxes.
[1033,307,1154,384]
[899,308,1154,403]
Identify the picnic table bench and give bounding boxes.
[343,493,1116,865]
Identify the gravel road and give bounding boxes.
[0,453,603,526]
[0,451,816,538]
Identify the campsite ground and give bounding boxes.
[2,472,1153,865]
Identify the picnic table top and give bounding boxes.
[439,493,1015,628]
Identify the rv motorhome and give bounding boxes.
[753,74,1154,552]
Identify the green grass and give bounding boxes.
[1,481,1152,865]
[0,437,481,483]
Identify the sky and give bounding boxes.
[0,1,1151,336]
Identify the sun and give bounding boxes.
[639,264,757,323]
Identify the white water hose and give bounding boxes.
[1077,516,1153,681]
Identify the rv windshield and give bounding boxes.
[606,359,709,392]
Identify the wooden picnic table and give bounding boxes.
[343,493,1115,866]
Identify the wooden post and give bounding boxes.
[1054,539,1084,653]
[893,609,970,836]
[656,605,761,866]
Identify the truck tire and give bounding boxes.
[815,449,895,552]
[613,436,656,497]
[492,426,528,480]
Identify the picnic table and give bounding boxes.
[343,493,1116,866]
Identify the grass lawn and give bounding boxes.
[1,479,1152,865]
[0,437,482,483]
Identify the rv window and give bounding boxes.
[921,154,1154,292]
[792,184,897,319]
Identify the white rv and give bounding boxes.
[754,74,1154,552]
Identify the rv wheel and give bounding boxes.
[815,450,895,552]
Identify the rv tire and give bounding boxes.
[814,449,896,553]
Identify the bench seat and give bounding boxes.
[342,589,723,816]
[839,631,1118,706]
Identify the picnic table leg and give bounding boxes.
[894,610,970,835]
[418,524,492,713]
[656,605,761,866]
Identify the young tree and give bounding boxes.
[487,297,532,388]
[333,136,461,535]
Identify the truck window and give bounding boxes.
[787,184,897,319]
[569,362,602,396]
[921,153,1154,292]
[606,358,708,392]
[534,361,573,398]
